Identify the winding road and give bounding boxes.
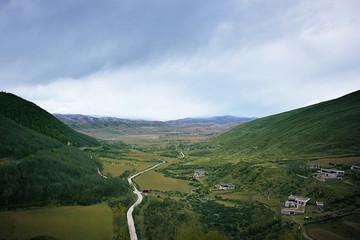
[126,160,165,240]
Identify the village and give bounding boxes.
[191,162,360,216]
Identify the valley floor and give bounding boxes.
[1,133,359,240]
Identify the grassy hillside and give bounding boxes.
[213,90,360,161]
[0,92,132,209]
[0,92,99,147]
[0,115,62,158]
[0,145,133,208]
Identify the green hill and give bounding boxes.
[213,90,360,161]
[0,92,99,147]
[0,92,131,208]
[0,115,62,158]
[204,90,360,206]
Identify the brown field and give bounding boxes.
[117,135,165,147]
[124,149,163,161]
[216,200,237,207]
[214,191,280,206]
[0,203,113,240]
[102,160,158,175]
[307,228,348,240]
[312,157,360,168]
[134,170,195,193]
[103,164,133,177]
[157,157,182,169]
[306,214,360,240]
[0,157,15,166]
[100,148,165,175]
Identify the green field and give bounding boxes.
[134,170,195,193]
[0,203,113,240]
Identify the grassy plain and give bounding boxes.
[134,170,195,193]
[0,203,113,240]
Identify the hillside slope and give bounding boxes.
[0,93,131,208]
[0,92,99,147]
[0,115,61,158]
[213,90,360,160]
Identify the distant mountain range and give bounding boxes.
[53,114,256,125]
[52,113,135,125]
[166,116,256,125]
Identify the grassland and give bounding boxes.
[0,203,113,240]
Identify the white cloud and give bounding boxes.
[3,0,360,120]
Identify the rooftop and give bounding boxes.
[289,195,310,202]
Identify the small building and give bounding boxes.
[308,163,320,169]
[219,182,235,190]
[351,164,360,170]
[285,195,310,208]
[316,201,324,209]
[281,195,310,215]
[142,189,149,194]
[317,168,345,181]
[320,168,345,177]
[281,207,306,215]
[194,170,208,178]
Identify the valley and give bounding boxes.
[0,91,359,239]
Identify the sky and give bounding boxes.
[1,0,359,120]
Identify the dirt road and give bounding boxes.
[126,160,165,240]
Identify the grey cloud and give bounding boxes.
[0,0,230,85]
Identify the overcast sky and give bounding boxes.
[1,0,359,120]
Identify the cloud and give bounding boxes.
[2,0,360,119]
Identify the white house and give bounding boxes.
[281,195,310,215]
[219,182,235,190]
[285,195,310,208]
[320,168,344,177]
[194,170,207,178]
[316,201,324,209]
[308,163,320,169]
[351,164,360,170]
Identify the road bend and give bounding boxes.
[126,160,165,240]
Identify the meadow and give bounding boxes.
[0,203,113,240]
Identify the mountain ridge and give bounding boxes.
[54,113,256,125]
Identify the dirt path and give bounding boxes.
[126,160,165,240]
